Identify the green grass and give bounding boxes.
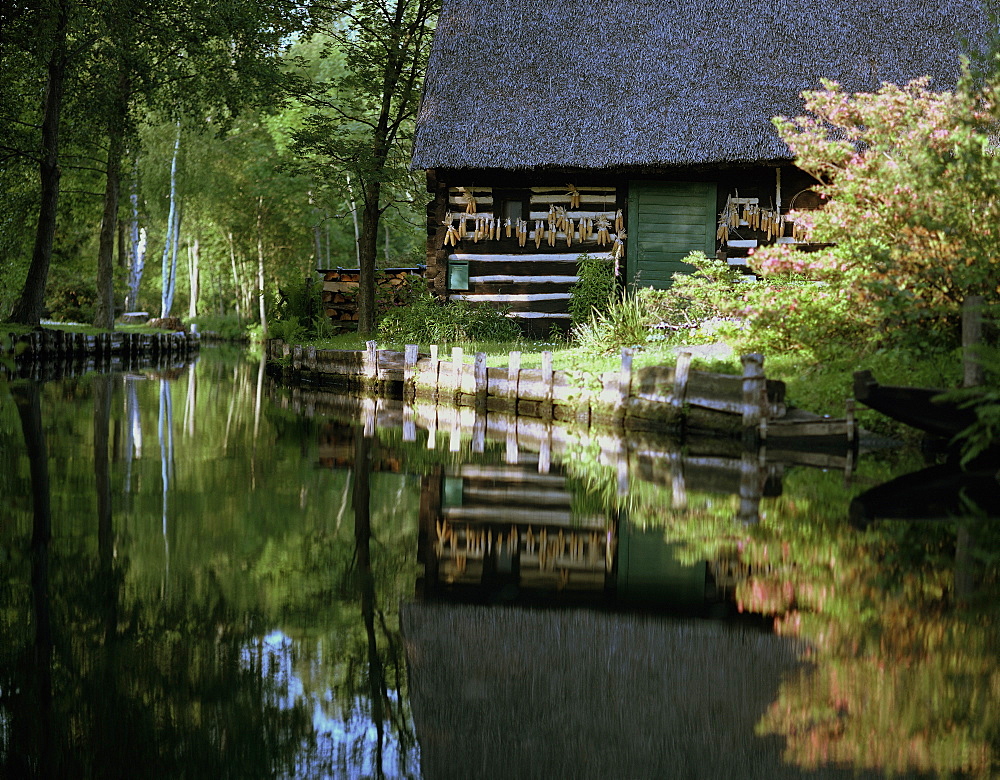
[2,321,186,337]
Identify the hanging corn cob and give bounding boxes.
[567,184,580,209]
[516,218,528,247]
[565,218,574,247]
[457,215,467,240]
[555,206,568,233]
[443,220,460,247]
[611,229,626,261]
[459,187,477,214]
[595,214,611,246]
[505,217,513,238]
[614,208,624,234]
[534,219,544,249]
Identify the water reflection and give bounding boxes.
[2,350,998,778]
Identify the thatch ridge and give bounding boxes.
[413,0,987,171]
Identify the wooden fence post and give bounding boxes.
[963,295,985,387]
[429,344,440,403]
[365,340,378,384]
[404,344,418,401]
[474,352,488,412]
[451,346,463,404]
[672,351,692,408]
[616,347,633,424]
[507,351,521,414]
[741,353,766,445]
[538,422,551,474]
[541,350,554,420]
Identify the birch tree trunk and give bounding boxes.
[256,195,268,338]
[159,123,180,318]
[187,237,200,318]
[228,231,243,324]
[125,163,145,312]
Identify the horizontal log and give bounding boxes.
[450,292,570,303]
[529,186,616,193]
[528,210,618,220]
[458,465,566,486]
[469,275,579,285]
[460,485,572,506]
[508,312,572,320]
[442,505,605,527]
[323,281,358,293]
[450,253,606,263]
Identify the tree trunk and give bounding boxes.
[125,160,145,312]
[256,195,268,338]
[187,237,200,318]
[358,185,382,335]
[346,173,361,267]
[8,0,69,326]
[160,123,180,318]
[228,231,243,324]
[94,73,129,330]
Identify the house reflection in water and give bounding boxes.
[416,457,773,616]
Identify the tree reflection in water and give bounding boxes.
[0,357,420,778]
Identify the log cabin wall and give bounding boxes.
[426,171,627,337]
[425,166,820,336]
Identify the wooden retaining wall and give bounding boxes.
[265,339,798,439]
[5,330,199,362]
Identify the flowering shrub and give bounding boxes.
[747,73,1000,352]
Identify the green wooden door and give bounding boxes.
[626,181,717,289]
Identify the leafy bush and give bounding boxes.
[750,75,1000,347]
[377,276,521,345]
[189,313,251,341]
[44,272,97,323]
[571,286,669,355]
[568,253,617,325]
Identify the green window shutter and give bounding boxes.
[626,181,717,289]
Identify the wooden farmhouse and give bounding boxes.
[412,0,986,335]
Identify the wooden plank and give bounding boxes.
[450,292,571,302]
[529,185,616,193]
[457,464,566,485]
[461,485,571,506]
[450,253,607,263]
[469,275,578,285]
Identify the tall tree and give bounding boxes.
[6,0,71,326]
[293,0,438,335]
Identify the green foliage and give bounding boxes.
[568,253,617,325]
[572,287,661,355]
[44,270,98,323]
[189,313,251,341]
[938,346,1000,466]
[377,276,521,345]
[748,75,1000,353]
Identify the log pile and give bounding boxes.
[319,267,421,326]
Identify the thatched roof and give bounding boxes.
[412,0,987,171]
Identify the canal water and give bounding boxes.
[2,348,998,779]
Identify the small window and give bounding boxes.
[502,199,523,221]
